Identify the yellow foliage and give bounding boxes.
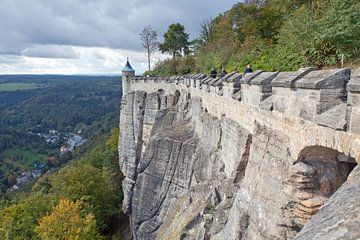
[35,198,102,240]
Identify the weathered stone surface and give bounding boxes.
[347,74,360,133]
[132,111,198,239]
[271,67,316,88]
[250,71,278,86]
[240,70,263,84]
[225,72,242,83]
[119,68,360,240]
[119,91,147,214]
[314,103,347,130]
[295,69,350,89]
[290,146,356,229]
[348,69,360,93]
[294,165,360,240]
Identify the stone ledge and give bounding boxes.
[240,70,263,84]
[347,69,360,92]
[271,67,316,88]
[251,72,278,86]
[295,69,350,89]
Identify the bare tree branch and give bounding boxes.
[140,26,159,71]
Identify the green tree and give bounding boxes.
[198,19,215,47]
[316,0,360,64]
[159,23,190,61]
[38,163,122,232]
[106,128,119,150]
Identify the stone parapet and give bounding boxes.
[272,68,350,129]
[241,71,277,107]
[271,67,315,88]
[129,67,358,132]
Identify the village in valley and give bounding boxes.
[12,129,86,190]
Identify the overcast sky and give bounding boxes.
[0,0,238,75]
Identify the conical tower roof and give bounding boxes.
[122,58,135,72]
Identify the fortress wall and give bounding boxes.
[120,68,360,239]
[129,68,360,163]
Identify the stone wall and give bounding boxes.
[129,68,360,162]
[119,68,360,240]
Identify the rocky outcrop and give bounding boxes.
[119,68,360,240]
[294,165,360,240]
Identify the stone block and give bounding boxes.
[225,72,242,83]
[241,85,271,107]
[314,103,347,130]
[347,76,360,93]
[318,88,344,112]
[271,67,316,88]
[295,69,350,89]
[251,72,278,86]
[349,107,360,133]
[221,71,238,82]
[240,70,263,84]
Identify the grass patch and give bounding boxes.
[0,148,47,173]
[0,83,42,92]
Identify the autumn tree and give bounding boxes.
[35,163,122,232]
[0,194,59,240]
[140,25,159,71]
[35,198,102,240]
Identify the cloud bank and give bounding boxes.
[0,0,238,74]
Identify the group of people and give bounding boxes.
[210,67,226,78]
[210,64,253,78]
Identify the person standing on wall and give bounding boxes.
[210,68,217,78]
[244,64,253,74]
[220,67,227,77]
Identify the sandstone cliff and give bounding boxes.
[119,68,360,239]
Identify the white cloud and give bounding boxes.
[0,46,167,75]
[22,45,79,59]
[0,0,239,74]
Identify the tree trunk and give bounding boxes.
[148,48,151,71]
[172,52,176,74]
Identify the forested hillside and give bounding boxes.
[149,0,360,75]
[0,75,121,194]
[0,75,127,239]
[0,128,126,239]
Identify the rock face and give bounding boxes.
[119,68,360,240]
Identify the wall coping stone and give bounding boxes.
[224,72,242,83]
[251,72,278,86]
[295,68,350,89]
[240,70,263,84]
[271,67,316,88]
[347,68,360,92]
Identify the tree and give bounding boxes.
[315,0,360,64]
[0,194,59,240]
[37,163,122,232]
[140,26,159,71]
[159,23,189,61]
[199,19,215,46]
[35,198,102,240]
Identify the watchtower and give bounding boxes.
[121,58,135,95]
